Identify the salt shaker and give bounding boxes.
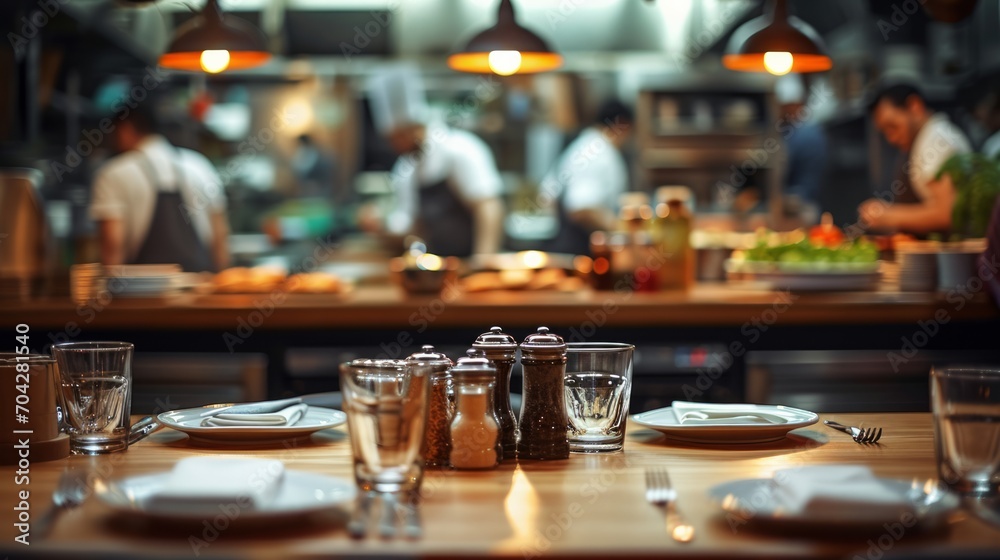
[472,326,518,460]
[405,345,454,467]
[517,327,570,460]
[449,349,502,469]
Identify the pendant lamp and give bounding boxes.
[448,0,562,76]
[159,0,270,73]
[722,0,831,76]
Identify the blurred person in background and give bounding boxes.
[539,99,634,255]
[363,66,504,257]
[292,133,339,200]
[971,86,1000,158]
[89,104,230,272]
[775,74,827,219]
[859,82,971,235]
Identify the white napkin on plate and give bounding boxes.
[771,465,914,519]
[671,401,789,425]
[145,457,285,514]
[201,403,309,427]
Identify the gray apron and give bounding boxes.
[417,178,475,257]
[132,150,216,272]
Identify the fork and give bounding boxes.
[824,420,883,444]
[34,469,89,539]
[644,468,694,543]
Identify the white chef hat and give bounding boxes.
[367,64,429,135]
[775,73,806,105]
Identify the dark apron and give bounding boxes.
[541,187,593,256]
[892,153,950,239]
[131,150,216,272]
[416,178,475,258]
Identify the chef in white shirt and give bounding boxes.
[859,82,971,235]
[539,100,633,255]
[367,66,504,257]
[89,105,230,272]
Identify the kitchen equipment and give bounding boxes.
[0,167,50,300]
[824,420,883,444]
[631,403,818,444]
[644,467,694,543]
[157,406,345,446]
[448,349,502,469]
[405,345,454,467]
[931,365,1000,496]
[52,342,134,454]
[564,342,634,453]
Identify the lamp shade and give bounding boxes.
[159,0,270,73]
[448,0,561,76]
[722,0,831,75]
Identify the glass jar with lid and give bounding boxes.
[449,349,502,469]
[405,345,454,467]
[472,326,518,460]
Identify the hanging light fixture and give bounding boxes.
[722,0,831,76]
[159,0,270,74]
[448,0,562,76]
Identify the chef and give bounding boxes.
[858,81,971,235]
[538,100,634,255]
[367,66,504,257]
[89,104,230,272]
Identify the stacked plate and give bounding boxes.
[102,264,183,298]
[896,243,938,292]
[70,263,104,304]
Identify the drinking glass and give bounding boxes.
[931,365,1000,497]
[51,342,133,454]
[564,342,634,453]
[340,359,430,493]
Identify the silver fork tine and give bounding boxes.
[873,428,883,442]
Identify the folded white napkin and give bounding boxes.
[201,403,309,427]
[671,401,788,425]
[771,465,914,519]
[146,457,285,514]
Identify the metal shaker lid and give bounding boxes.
[472,326,517,359]
[450,349,495,377]
[404,345,453,372]
[519,326,567,359]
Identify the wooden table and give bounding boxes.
[2,413,999,559]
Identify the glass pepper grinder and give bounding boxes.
[448,349,502,470]
[517,327,570,460]
[405,345,454,467]
[472,326,518,460]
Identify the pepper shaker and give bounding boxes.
[517,327,570,460]
[405,345,454,467]
[472,326,518,460]
[449,349,502,469]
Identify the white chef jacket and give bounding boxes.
[387,123,503,235]
[543,127,627,214]
[908,113,971,201]
[89,135,226,261]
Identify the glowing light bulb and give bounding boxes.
[200,50,231,73]
[763,51,793,76]
[488,50,522,76]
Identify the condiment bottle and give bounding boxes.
[517,327,570,460]
[448,349,502,470]
[405,345,454,467]
[472,326,518,460]
[653,197,694,290]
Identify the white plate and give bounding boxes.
[96,469,355,523]
[158,406,346,446]
[631,404,819,444]
[707,477,960,530]
[726,259,882,291]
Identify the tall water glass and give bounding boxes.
[340,359,430,493]
[52,342,133,454]
[564,342,634,453]
[931,365,1000,497]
